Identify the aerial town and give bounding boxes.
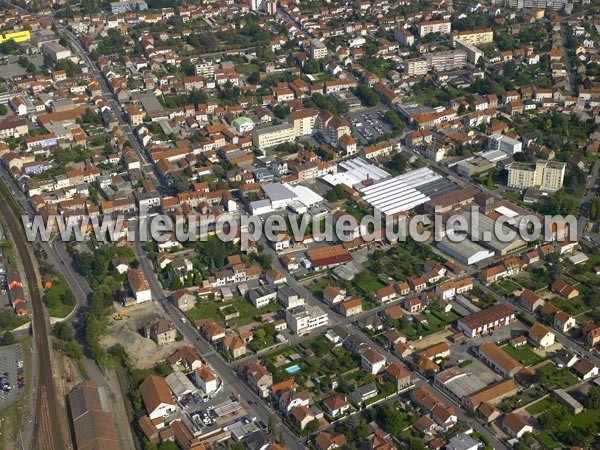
[0,0,599,449]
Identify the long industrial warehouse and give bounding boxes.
[359,168,453,216]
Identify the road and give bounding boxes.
[55,25,161,189]
[577,158,600,237]
[559,21,577,96]
[0,184,66,449]
[277,6,314,38]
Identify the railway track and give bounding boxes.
[0,190,65,450]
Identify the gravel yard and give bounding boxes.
[100,301,184,368]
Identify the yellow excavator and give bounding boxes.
[113,311,130,320]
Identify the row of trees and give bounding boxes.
[69,244,135,364]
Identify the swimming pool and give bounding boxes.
[285,364,301,374]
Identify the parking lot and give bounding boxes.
[446,319,530,384]
[171,386,264,438]
[344,107,392,144]
[0,343,25,409]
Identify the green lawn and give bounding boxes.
[496,279,522,294]
[422,310,461,334]
[236,63,260,75]
[0,310,30,332]
[499,388,545,413]
[264,336,361,385]
[571,409,600,429]
[526,396,557,415]
[48,303,75,318]
[537,365,579,391]
[536,431,560,449]
[551,296,589,316]
[186,297,279,327]
[248,335,277,352]
[356,276,386,294]
[501,344,543,367]
[394,309,461,341]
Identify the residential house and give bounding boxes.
[375,284,398,303]
[385,363,412,391]
[315,432,347,450]
[553,310,576,333]
[337,298,363,317]
[278,389,311,414]
[221,335,247,359]
[351,382,378,404]
[501,413,533,438]
[586,326,600,347]
[166,346,202,372]
[431,403,457,430]
[404,297,425,314]
[361,348,386,374]
[323,286,345,305]
[408,275,426,292]
[551,279,579,299]
[198,320,226,342]
[242,363,273,398]
[128,269,152,303]
[572,359,599,381]
[145,320,178,346]
[139,376,176,420]
[322,395,350,418]
[291,406,315,430]
[517,289,544,313]
[170,289,195,312]
[528,323,555,349]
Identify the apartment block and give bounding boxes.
[252,123,295,150]
[195,60,215,77]
[394,27,415,46]
[310,39,328,60]
[487,134,522,155]
[404,58,428,76]
[289,108,318,138]
[427,50,467,72]
[404,50,467,75]
[418,20,451,37]
[286,305,329,334]
[507,160,566,192]
[451,29,494,46]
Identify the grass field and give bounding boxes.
[356,277,386,294]
[186,297,278,327]
[48,303,74,318]
[526,396,557,415]
[496,279,522,294]
[571,409,600,429]
[235,63,260,75]
[536,431,560,449]
[537,365,579,391]
[501,344,543,367]
[551,296,589,316]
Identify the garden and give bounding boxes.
[389,308,461,341]
[535,364,579,392]
[500,343,543,367]
[525,396,557,415]
[186,297,279,327]
[263,336,361,388]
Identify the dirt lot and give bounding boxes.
[100,302,183,368]
[411,330,453,350]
